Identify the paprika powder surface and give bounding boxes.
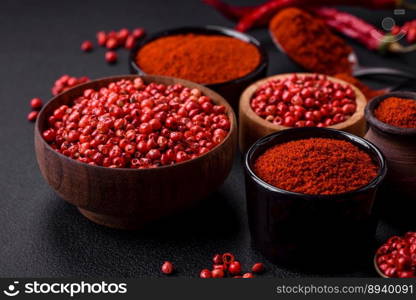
[269,8,352,75]
[374,97,416,128]
[254,138,378,195]
[136,34,260,84]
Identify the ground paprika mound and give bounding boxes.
[269,8,352,75]
[374,97,416,128]
[136,34,260,84]
[254,138,378,195]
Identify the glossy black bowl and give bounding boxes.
[129,25,268,111]
[244,128,387,269]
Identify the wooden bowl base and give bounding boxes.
[78,208,145,230]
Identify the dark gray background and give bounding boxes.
[1,0,415,278]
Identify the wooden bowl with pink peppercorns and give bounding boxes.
[34,75,237,229]
[239,73,367,152]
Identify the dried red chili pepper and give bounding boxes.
[312,7,416,53]
[205,0,416,33]
[234,0,414,32]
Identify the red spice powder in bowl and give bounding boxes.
[244,127,386,265]
[374,97,416,128]
[253,137,378,195]
[135,33,260,85]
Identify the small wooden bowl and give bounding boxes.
[129,26,268,112]
[34,75,237,229]
[364,91,416,223]
[239,73,367,152]
[374,255,389,278]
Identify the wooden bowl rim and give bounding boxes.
[239,72,367,132]
[129,25,269,87]
[244,127,387,199]
[35,74,237,172]
[374,254,389,278]
[365,91,416,137]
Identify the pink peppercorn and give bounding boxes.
[27,111,38,122]
[81,40,93,52]
[105,51,117,64]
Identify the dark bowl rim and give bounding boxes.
[35,74,237,172]
[129,25,269,87]
[365,91,416,136]
[244,127,387,199]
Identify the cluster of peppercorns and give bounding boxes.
[81,28,145,64]
[27,98,44,122]
[52,75,90,96]
[376,232,416,278]
[250,73,357,128]
[42,78,230,168]
[161,253,264,278]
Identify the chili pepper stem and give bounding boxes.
[388,42,416,53]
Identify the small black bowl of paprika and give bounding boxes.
[129,25,268,111]
[244,127,387,270]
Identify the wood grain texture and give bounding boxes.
[238,73,367,152]
[34,75,237,229]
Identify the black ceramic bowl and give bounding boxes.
[129,25,268,111]
[364,92,416,224]
[244,128,387,269]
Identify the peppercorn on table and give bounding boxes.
[1,0,416,278]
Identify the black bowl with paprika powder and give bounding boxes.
[365,91,416,224]
[244,128,386,269]
[129,26,268,111]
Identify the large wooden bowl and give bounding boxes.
[34,75,237,229]
[239,73,367,152]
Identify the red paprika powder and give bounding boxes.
[136,34,260,84]
[374,97,416,128]
[254,138,378,195]
[269,8,352,75]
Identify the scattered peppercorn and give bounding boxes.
[254,138,378,195]
[105,51,118,64]
[199,269,212,278]
[228,261,242,275]
[136,34,260,84]
[251,263,264,273]
[81,40,93,52]
[132,28,145,39]
[251,74,357,128]
[27,111,38,122]
[30,97,43,110]
[42,78,230,168]
[211,268,225,278]
[376,232,416,278]
[161,261,174,275]
[222,253,235,265]
[374,97,416,128]
[212,254,223,265]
